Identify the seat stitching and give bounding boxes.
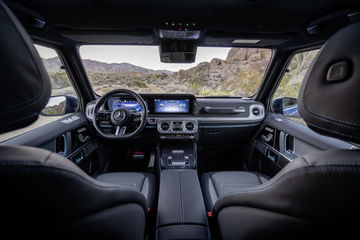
[140,173,146,193]
[256,173,263,184]
[43,152,54,165]
[209,174,219,199]
[178,171,184,223]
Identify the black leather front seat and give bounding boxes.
[202,22,360,239]
[202,171,269,210]
[0,2,153,239]
[96,172,155,209]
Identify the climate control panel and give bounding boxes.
[157,119,198,134]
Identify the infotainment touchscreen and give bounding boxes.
[154,99,190,113]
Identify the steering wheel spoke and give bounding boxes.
[115,125,127,136]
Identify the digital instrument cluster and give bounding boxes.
[108,98,143,112]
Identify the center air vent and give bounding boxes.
[157,119,198,134]
[160,121,170,131]
[185,121,195,131]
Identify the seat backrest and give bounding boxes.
[0,2,146,239]
[0,146,147,238]
[214,21,360,239]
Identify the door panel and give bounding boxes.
[253,113,357,176]
[1,113,87,147]
[0,112,101,175]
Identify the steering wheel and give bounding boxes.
[92,89,148,139]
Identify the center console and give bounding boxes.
[155,109,210,239]
[156,170,210,240]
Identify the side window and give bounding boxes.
[272,49,320,124]
[0,45,78,142]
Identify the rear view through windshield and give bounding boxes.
[75,46,272,97]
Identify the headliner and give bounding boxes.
[4,0,360,49]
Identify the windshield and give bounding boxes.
[77,46,272,97]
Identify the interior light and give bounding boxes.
[159,29,201,40]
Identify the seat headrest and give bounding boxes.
[298,22,360,144]
[0,1,50,134]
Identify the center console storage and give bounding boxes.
[156,169,210,240]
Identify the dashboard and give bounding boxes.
[86,93,266,141]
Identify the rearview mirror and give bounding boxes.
[272,97,300,118]
[41,95,78,116]
[159,40,197,63]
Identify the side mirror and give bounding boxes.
[41,95,78,116]
[272,97,300,118]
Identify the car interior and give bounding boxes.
[1,0,360,239]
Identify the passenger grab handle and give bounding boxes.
[203,106,246,114]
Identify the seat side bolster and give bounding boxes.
[201,172,218,211]
[140,173,156,208]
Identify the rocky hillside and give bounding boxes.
[170,48,272,96]
[273,49,319,99]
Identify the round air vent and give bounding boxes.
[185,121,195,131]
[252,107,260,116]
[160,121,170,131]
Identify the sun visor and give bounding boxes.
[203,31,289,47]
[60,29,155,44]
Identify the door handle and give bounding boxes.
[284,134,294,153]
[266,149,279,163]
